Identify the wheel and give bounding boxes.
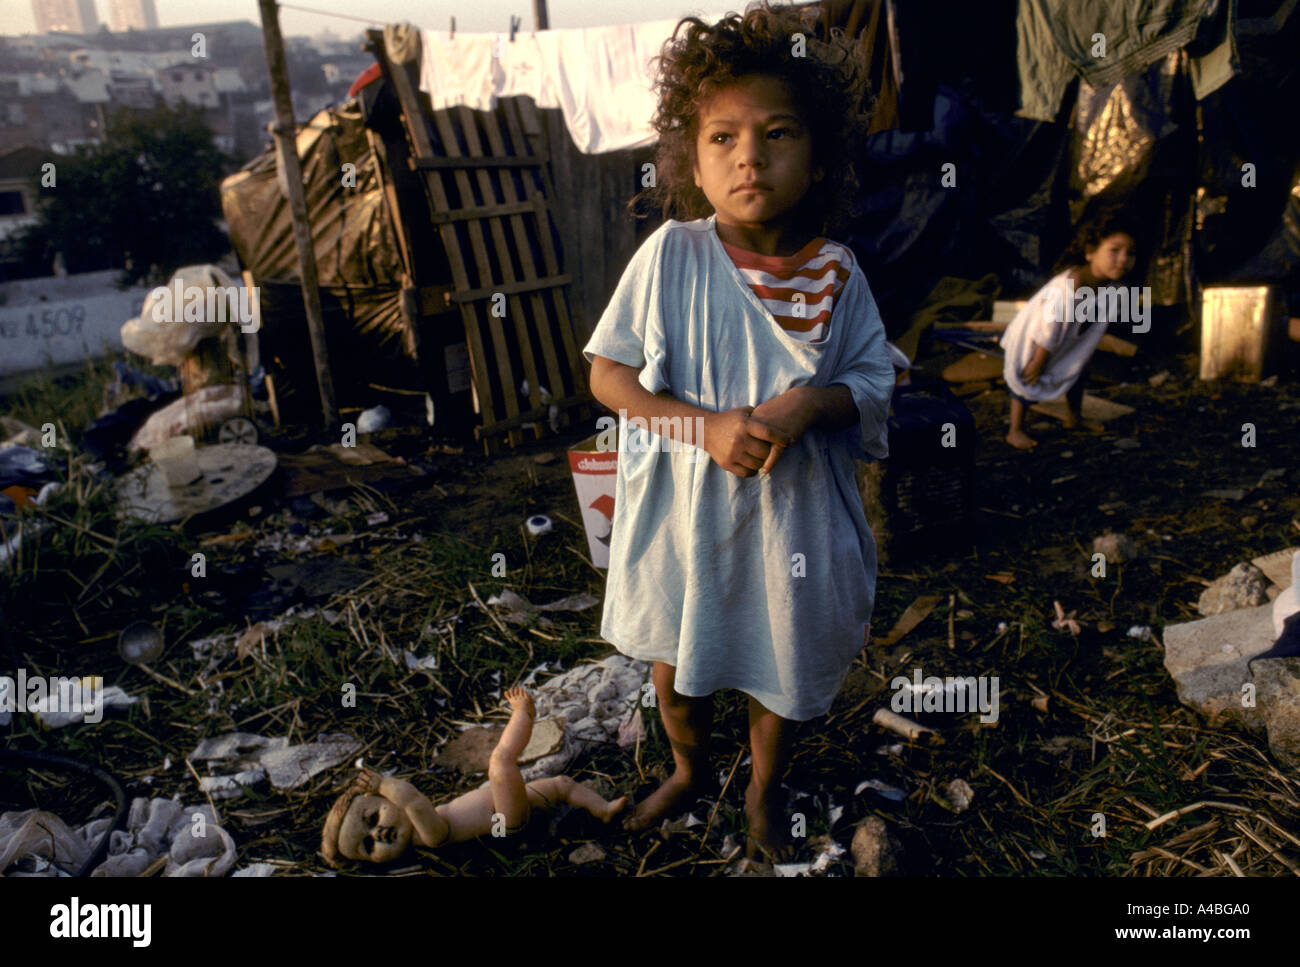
[217,417,258,445]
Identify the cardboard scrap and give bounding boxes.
[1031,393,1135,424]
[874,594,945,647]
[1252,547,1299,590]
[941,352,1003,383]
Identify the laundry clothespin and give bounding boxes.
[449,17,455,39]
[509,15,521,42]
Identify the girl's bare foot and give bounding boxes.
[504,686,535,719]
[599,796,629,823]
[744,783,795,862]
[1005,429,1037,450]
[623,771,712,831]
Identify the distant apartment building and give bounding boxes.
[0,72,107,153]
[105,0,159,32]
[158,62,221,110]
[31,0,99,34]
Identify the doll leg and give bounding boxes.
[745,696,797,861]
[625,661,716,831]
[488,687,537,832]
[526,776,628,822]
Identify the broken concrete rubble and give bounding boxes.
[1163,604,1275,731]
[1197,562,1271,616]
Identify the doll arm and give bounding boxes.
[367,772,451,848]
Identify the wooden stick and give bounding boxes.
[1145,800,1252,831]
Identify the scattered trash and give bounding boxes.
[1092,532,1139,564]
[525,514,553,536]
[117,443,277,524]
[278,443,422,498]
[808,838,846,874]
[568,843,606,865]
[482,588,601,629]
[0,798,232,877]
[189,732,362,799]
[403,650,439,672]
[31,684,137,729]
[872,708,939,744]
[1198,563,1271,616]
[1127,625,1154,642]
[532,452,557,464]
[365,511,389,527]
[117,621,164,665]
[232,863,278,877]
[773,861,814,877]
[942,779,974,813]
[851,815,904,876]
[435,718,565,772]
[128,384,245,453]
[356,405,392,433]
[1028,850,1047,860]
[1113,438,1141,450]
[1051,600,1082,636]
[1148,370,1170,386]
[0,417,42,450]
[854,778,908,801]
[120,265,239,366]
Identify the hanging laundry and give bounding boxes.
[1016,0,1233,121]
[419,30,499,112]
[416,13,732,154]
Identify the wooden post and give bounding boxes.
[257,0,338,429]
[533,0,549,31]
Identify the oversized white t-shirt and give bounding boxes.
[1001,270,1111,402]
[582,215,894,721]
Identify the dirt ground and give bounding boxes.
[3,336,1299,877]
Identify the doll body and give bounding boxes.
[324,687,627,864]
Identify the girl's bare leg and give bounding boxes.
[488,687,536,831]
[1006,396,1037,449]
[745,696,797,861]
[526,776,628,822]
[625,661,715,830]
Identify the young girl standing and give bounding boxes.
[583,4,893,860]
[1003,218,1139,449]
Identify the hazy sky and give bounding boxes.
[3,0,748,38]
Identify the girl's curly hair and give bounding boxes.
[629,2,874,238]
[1051,209,1145,275]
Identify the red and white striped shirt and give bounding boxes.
[720,236,852,342]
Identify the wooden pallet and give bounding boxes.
[371,31,590,451]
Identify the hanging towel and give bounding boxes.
[420,30,499,111]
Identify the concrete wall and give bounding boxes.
[0,269,148,376]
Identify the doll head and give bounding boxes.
[632,2,873,238]
[322,786,414,866]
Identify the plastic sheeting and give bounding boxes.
[219,104,407,344]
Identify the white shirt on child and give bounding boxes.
[582,215,894,721]
[1000,270,1111,403]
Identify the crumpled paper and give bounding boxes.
[0,797,234,877]
[483,589,601,629]
[189,731,361,799]
[520,654,649,782]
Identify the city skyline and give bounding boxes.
[5,0,751,40]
